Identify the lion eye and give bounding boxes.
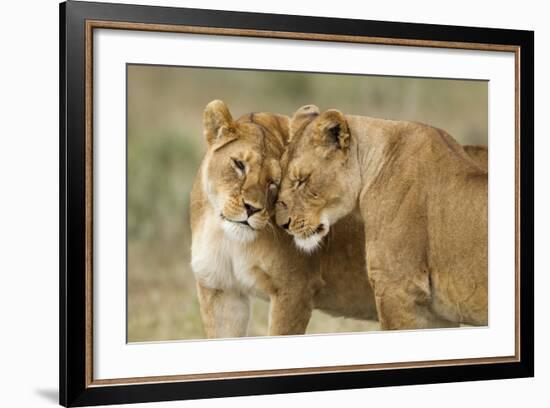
[232,159,245,173]
[296,176,309,188]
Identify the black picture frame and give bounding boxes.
[60,1,534,406]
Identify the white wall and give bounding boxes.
[0,1,546,407]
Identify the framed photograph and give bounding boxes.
[60,1,534,406]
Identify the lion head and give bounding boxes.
[276,105,361,252]
[201,100,289,242]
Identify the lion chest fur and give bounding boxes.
[191,210,271,296]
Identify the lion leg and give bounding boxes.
[367,246,457,330]
[268,290,313,336]
[369,272,456,330]
[196,282,251,338]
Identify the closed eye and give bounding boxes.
[296,176,310,188]
[232,158,245,174]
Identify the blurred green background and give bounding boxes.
[127,64,488,342]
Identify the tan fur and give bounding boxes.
[277,105,488,330]
[190,100,377,338]
[463,145,488,171]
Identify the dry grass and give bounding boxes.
[127,65,487,342]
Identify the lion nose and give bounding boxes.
[281,218,291,230]
[244,202,261,217]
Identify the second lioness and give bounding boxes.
[190,100,377,338]
[276,105,488,330]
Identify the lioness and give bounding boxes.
[276,105,488,330]
[190,100,377,338]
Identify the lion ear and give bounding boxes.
[318,109,350,150]
[203,100,236,147]
[290,104,320,141]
